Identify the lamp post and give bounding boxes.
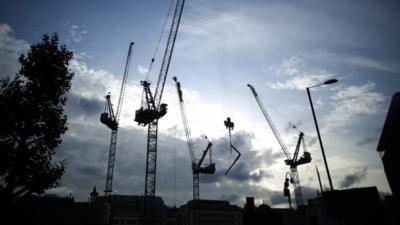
[306,79,338,192]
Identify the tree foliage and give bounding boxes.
[0,34,74,201]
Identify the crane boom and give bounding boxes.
[173,77,196,164]
[101,42,135,197]
[247,84,291,160]
[116,42,134,121]
[154,0,185,109]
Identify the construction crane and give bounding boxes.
[134,0,185,198]
[100,42,134,197]
[172,76,215,200]
[247,84,311,207]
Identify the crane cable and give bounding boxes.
[212,1,233,118]
[259,95,306,141]
[140,0,175,108]
[185,96,208,151]
[263,96,302,133]
[211,1,241,173]
[144,0,175,82]
[258,93,313,152]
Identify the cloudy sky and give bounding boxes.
[1,0,399,208]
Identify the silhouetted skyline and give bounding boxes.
[1,0,398,207]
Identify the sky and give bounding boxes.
[1,0,399,208]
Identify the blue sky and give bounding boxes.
[1,0,399,207]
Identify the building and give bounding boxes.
[377,92,400,198]
[179,199,242,225]
[242,197,283,225]
[321,187,386,225]
[377,92,400,225]
[8,194,109,225]
[94,194,168,225]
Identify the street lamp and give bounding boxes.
[306,78,338,192]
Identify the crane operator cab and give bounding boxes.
[100,93,118,130]
[197,163,216,174]
[100,113,118,130]
[134,103,168,126]
[296,151,312,166]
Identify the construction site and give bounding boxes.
[1,0,399,225]
[75,1,398,224]
[97,0,312,213]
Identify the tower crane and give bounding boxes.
[134,0,185,198]
[173,76,215,200]
[247,84,311,207]
[100,42,134,197]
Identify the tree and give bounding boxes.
[0,34,74,202]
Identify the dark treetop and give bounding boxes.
[0,34,74,202]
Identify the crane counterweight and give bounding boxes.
[100,94,118,130]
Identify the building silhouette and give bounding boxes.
[179,199,242,225]
[2,186,393,225]
[321,187,386,225]
[377,92,400,196]
[93,194,167,225]
[377,91,400,225]
[242,197,282,225]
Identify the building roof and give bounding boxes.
[182,199,239,211]
[96,195,166,209]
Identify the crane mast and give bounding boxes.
[173,76,215,200]
[100,42,134,197]
[134,0,185,198]
[247,84,311,207]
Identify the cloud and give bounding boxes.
[0,23,30,78]
[200,131,280,185]
[219,193,240,203]
[328,82,385,125]
[74,52,93,61]
[138,65,149,76]
[52,76,285,206]
[69,59,119,99]
[65,93,104,121]
[54,54,290,205]
[69,25,88,43]
[356,127,382,146]
[269,190,288,205]
[250,170,274,182]
[357,135,378,146]
[267,57,335,90]
[268,56,303,77]
[345,56,400,74]
[307,136,318,147]
[339,167,368,188]
[284,120,302,133]
[269,185,317,206]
